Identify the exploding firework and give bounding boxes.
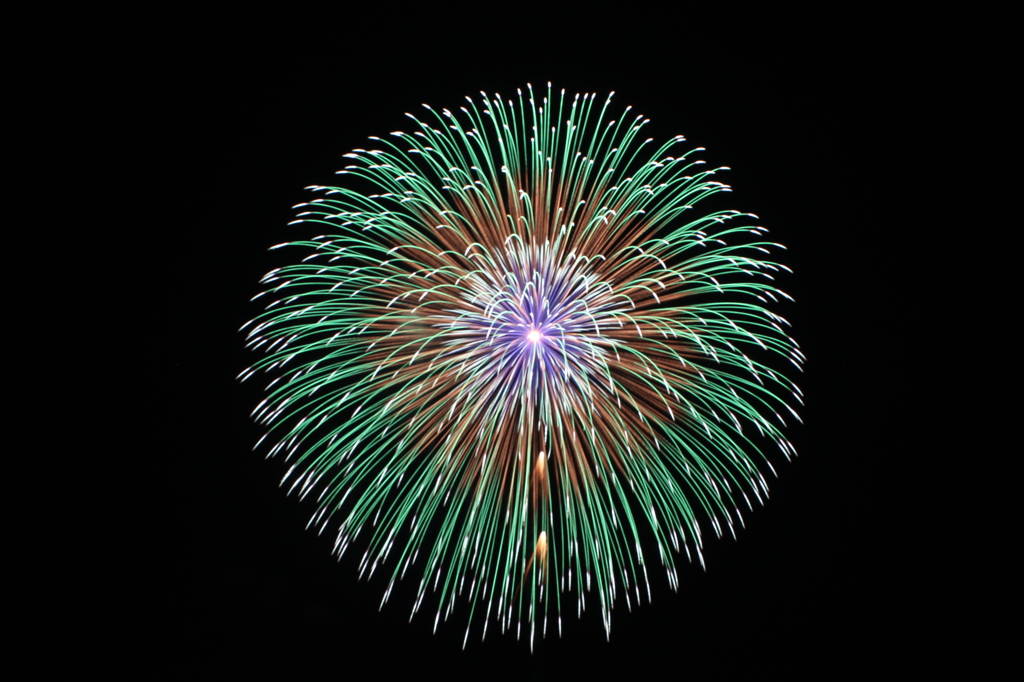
[241,83,803,648]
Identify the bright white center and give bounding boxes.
[527,329,542,343]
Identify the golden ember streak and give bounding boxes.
[521,530,550,585]
[536,531,548,559]
[535,531,548,577]
[531,450,549,506]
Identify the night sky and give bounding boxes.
[77,7,1004,679]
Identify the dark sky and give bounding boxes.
[80,6,1004,679]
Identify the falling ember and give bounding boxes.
[534,531,548,578]
[533,451,547,487]
[243,83,803,648]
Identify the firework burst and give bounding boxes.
[241,83,803,648]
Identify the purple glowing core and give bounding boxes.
[449,243,618,396]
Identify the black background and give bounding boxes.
[53,5,1007,679]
